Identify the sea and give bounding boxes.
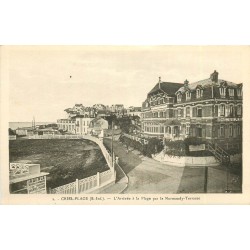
[9,122,55,130]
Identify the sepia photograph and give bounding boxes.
[1,45,249,204]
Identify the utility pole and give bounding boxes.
[111,119,114,168]
[204,166,208,193]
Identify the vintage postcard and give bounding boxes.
[0,45,249,204]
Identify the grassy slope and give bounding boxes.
[9,139,108,188]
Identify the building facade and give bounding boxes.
[141,77,183,138]
[141,71,243,148]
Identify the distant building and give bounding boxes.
[16,127,34,136]
[127,106,142,118]
[57,119,76,133]
[88,117,109,136]
[74,115,94,135]
[111,104,124,113]
[93,104,107,111]
[58,104,98,134]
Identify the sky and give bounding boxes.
[6,46,250,122]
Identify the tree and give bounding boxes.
[9,128,16,135]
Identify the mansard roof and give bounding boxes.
[176,78,241,94]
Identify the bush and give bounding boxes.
[9,128,16,135]
[144,138,163,157]
[164,140,186,157]
[119,135,163,158]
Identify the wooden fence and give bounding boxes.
[50,169,114,194]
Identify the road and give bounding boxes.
[103,139,242,194]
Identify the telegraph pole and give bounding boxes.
[204,166,208,193]
[111,119,114,168]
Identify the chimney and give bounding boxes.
[210,70,218,83]
[158,76,162,88]
[184,79,189,88]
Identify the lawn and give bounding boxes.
[9,139,109,189]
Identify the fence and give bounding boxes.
[50,169,114,194]
[28,134,84,139]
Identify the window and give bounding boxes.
[196,89,203,98]
[186,91,191,101]
[178,109,182,117]
[219,88,226,98]
[197,107,202,117]
[237,105,242,116]
[192,107,197,117]
[186,107,190,117]
[228,89,234,97]
[229,124,233,137]
[220,104,225,116]
[177,93,182,103]
[186,125,190,135]
[229,105,234,117]
[220,125,225,137]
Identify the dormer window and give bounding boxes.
[228,89,234,98]
[177,93,182,103]
[219,87,226,98]
[196,88,203,98]
[186,91,191,101]
[237,88,242,98]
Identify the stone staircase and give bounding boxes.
[207,143,230,164]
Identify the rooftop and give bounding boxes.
[148,81,183,97]
[176,78,242,94]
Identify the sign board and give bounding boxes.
[27,176,46,194]
[10,163,29,176]
[189,144,206,152]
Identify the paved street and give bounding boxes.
[103,139,242,194]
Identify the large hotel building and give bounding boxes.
[141,71,243,148]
